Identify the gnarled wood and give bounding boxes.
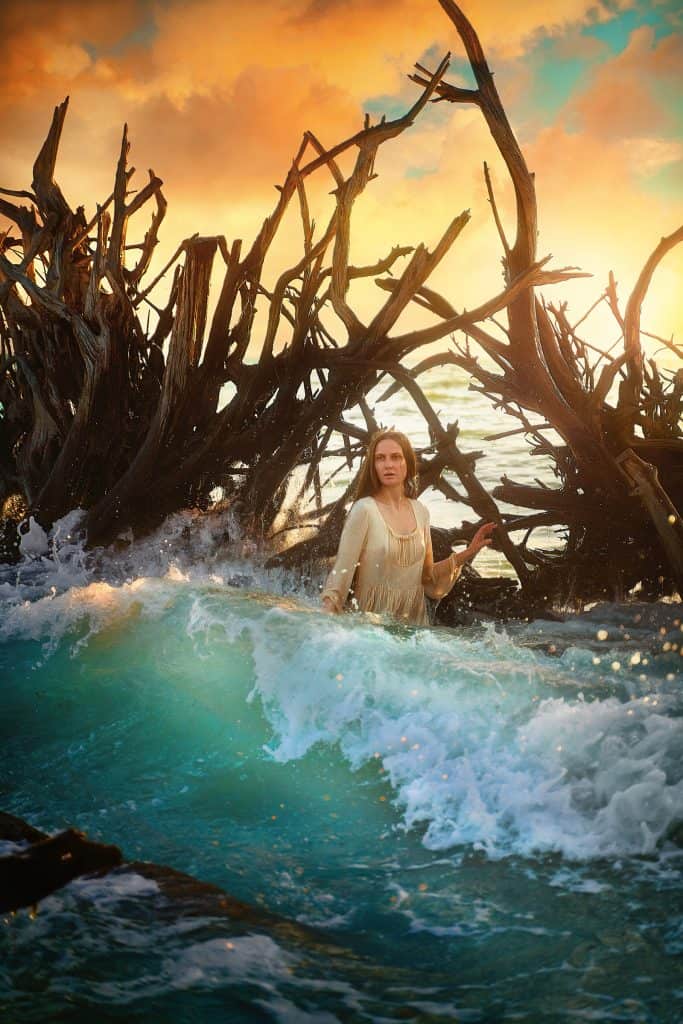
[1,6,681,611]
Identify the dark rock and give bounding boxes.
[0,827,122,913]
[0,812,351,959]
[0,811,48,844]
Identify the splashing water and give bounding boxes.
[1,511,682,1022]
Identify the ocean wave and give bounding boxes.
[2,513,682,866]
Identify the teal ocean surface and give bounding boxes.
[1,379,682,1022]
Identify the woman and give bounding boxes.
[321,430,495,626]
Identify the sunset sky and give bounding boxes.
[1,0,681,361]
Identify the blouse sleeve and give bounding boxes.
[321,501,370,612]
[420,502,462,600]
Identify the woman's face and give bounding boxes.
[374,439,407,489]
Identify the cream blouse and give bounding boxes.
[321,496,461,626]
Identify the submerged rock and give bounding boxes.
[0,811,46,844]
[0,820,122,913]
[0,812,350,958]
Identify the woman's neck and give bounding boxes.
[375,484,407,510]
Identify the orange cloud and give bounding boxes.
[515,22,683,348]
[1,0,637,114]
[569,26,683,139]
[0,1,141,102]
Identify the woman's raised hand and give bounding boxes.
[468,522,496,557]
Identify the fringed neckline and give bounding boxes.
[370,498,423,568]
[388,530,422,567]
[371,497,419,538]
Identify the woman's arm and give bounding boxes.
[321,502,370,613]
[422,534,461,600]
[422,522,495,600]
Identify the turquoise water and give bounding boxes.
[1,520,682,1022]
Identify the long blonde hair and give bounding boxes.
[355,430,418,499]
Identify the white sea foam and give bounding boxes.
[18,516,50,558]
[168,934,295,987]
[0,506,316,651]
[68,869,161,903]
[216,601,683,862]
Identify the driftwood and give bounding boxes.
[1,0,681,610]
[2,58,516,549]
